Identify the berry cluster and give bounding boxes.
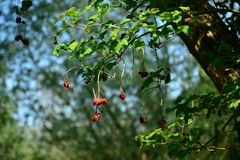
[63,80,71,89]
[14,16,29,46]
[119,90,126,101]
[91,111,103,122]
[92,98,108,106]
[14,0,32,47]
[15,34,29,46]
[61,65,168,126]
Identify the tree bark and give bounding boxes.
[175,1,240,91]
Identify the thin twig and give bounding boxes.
[199,114,235,151]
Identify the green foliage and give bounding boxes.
[134,79,240,158]
[21,0,32,11]
[51,0,192,84]
[141,68,171,91]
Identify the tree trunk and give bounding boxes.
[175,1,240,91]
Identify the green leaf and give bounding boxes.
[172,10,182,23]
[68,40,78,51]
[141,77,153,91]
[64,7,78,16]
[149,69,164,79]
[229,99,240,109]
[167,143,189,158]
[21,0,32,11]
[159,26,174,38]
[52,44,67,57]
[159,10,182,23]
[78,2,94,13]
[120,18,131,26]
[167,121,182,130]
[105,62,116,70]
[176,25,189,34]
[88,13,100,21]
[110,28,120,40]
[77,69,84,76]
[179,6,190,12]
[165,73,171,84]
[134,40,145,49]
[114,38,128,53]
[80,48,93,58]
[169,132,180,139]
[187,119,193,125]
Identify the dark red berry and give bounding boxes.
[21,38,29,46]
[21,20,26,24]
[158,119,166,126]
[100,72,108,81]
[15,35,22,41]
[138,71,148,78]
[119,90,126,101]
[16,17,22,23]
[139,116,146,124]
[63,80,71,89]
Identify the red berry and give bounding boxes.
[99,98,104,104]
[91,114,100,122]
[16,17,22,23]
[101,98,107,104]
[138,71,148,78]
[63,80,71,89]
[119,90,126,101]
[139,116,146,124]
[96,98,101,105]
[15,35,22,41]
[95,98,100,105]
[158,119,166,126]
[92,98,97,105]
[91,112,103,122]
[21,38,29,46]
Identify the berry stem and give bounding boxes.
[158,80,165,118]
[95,106,98,113]
[140,105,144,117]
[142,48,145,63]
[64,65,81,80]
[120,59,125,89]
[92,88,96,98]
[97,65,105,97]
[127,48,135,83]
